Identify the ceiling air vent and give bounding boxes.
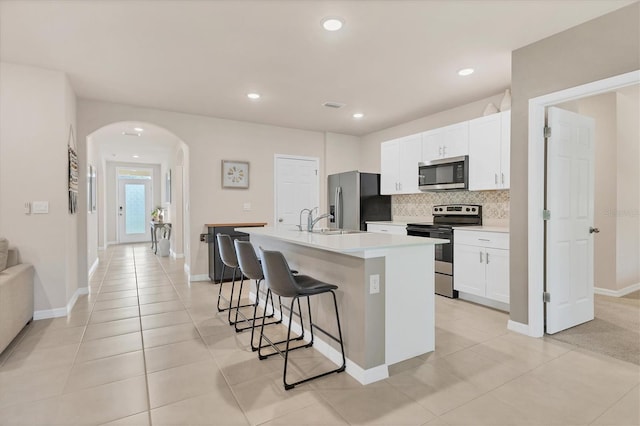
[122,131,141,137]
[322,101,345,109]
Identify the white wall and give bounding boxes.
[616,85,640,289]
[325,132,361,175]
[77,100,335,279]
[0,62,78,315]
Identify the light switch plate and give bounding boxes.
[369,274,380,294]
[32,201,49,214]
[243,202,251,211]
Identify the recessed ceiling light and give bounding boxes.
[133,127,144,132]
[247,93,261,100]
[322,17,343,31]
[132,155,139,158]
[353,113,364,119]
[458,68,474,76]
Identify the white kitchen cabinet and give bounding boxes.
[421,122,469,162]
[468,111,510,190]
[454,229,509,304]
[367,223,407,235]
[380,133,422,195]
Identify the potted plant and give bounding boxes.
[151,207,163,222]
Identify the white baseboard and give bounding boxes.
[33,287,89,320]
[88,258,99,278]
[507,320,533,336]
[170,250,184,259]
[33,307,67,320]
[594,282,640,297]
[189,274,210,282]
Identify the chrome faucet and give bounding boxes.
[308,210,333,232]
[298,208,312,231]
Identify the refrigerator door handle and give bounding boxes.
[335,186,342,229]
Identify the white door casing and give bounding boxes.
[274,155,319,228]
[545,107,595,334]
[118,178,152,243]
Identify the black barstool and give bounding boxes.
[258,248,346,390]
[235,240,307,348]
[216,234,254,325]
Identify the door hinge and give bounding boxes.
[543,210,551,220]
[543,292,551,303]
[544,126,551,138]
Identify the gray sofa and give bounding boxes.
[0,245,35,354]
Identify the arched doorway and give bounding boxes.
[85,121,189,277]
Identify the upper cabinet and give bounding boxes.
[421,122,469,162]
[468,111,510,190]
[380,133,422,195]
[380,110,511,194]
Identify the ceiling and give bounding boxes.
[92,122,180,165]
[0,0,634,136]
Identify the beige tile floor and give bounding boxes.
[0,244,638,425]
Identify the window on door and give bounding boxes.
[117,168,153,243]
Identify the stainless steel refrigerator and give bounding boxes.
[328,171,391,231]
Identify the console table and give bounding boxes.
[150,221,172,254]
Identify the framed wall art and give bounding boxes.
[221,160,249,189]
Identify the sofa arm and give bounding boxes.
[5,247,19,269]
[0,263,35,354]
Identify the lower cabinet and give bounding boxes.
[367,223,407,235]
[454,230,509,304]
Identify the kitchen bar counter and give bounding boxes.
[238,226,446,385]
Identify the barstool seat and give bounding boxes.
[258,248,346,390]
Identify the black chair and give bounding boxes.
[258,248,346,390]
[235,240,307,348]
[216,234,254,325]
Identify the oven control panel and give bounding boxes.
[432,204,481,216]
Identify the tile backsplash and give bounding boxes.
[393,190,510,223]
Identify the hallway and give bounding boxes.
[0,244,638,425]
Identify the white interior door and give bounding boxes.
[118,179,152,243]
[274,156,319,228]
[545,106,595,334]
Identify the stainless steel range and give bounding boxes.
[406,204,482,298]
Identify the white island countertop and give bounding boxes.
[236,226,447,255]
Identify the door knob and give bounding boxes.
[589,227,600,234]
[278,218,283,222]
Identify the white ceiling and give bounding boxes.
[0,0,634,136]
[92,122,180,165]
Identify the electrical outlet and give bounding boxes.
[243,202,251,211]
[369,274,380,294]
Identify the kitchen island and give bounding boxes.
[237,226,447,385]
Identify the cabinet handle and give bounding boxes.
[442,146,447,156]
[486,252,490,264]
[399,182,402,191]
[494,173,498,184]
[480,252,483,263]
[501,173,505,184]
[439,146,443,157]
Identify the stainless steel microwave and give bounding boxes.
[418,155,469,191]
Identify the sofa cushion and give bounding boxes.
[0,238,8,272]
